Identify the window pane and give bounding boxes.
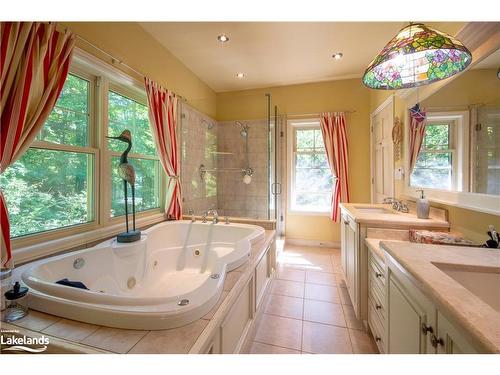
[314,129,324,149]
[411,152,452,190]
[293,193,331,212]
[296,129,315,151]
[0,148,93,237]
[37,74,89,147]
[295,168,333,193]
[108,91,156,156]
[423,124,450,150]
[110,157,160,217]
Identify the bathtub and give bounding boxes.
[18,221,265,330]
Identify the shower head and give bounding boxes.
[235,121,249,137]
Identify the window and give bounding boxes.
[288,121,333,213]
[411,122,455,190]
[107,90,161,217]
[0,73,95,237]
[0,59,165,244]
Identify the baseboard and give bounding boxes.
[285,238,340,249]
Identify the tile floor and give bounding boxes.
[247,243,379,354]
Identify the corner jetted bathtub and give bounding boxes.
[18,221,265,330]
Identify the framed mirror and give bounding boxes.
[402,24,500,215]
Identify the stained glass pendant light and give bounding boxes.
[363,23,472,90]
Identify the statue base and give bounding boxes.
[117,230,141,243]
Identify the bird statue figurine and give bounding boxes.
[106,129,141,243]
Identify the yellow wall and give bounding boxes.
[217,79,371,243]
[369,70,500,244]
[62,22,217,118]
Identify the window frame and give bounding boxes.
[410,119,458,191]
[104,82,163,224]
[287,119,333,216]
[10,49,166,262]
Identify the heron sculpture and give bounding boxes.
[106,130,141,243]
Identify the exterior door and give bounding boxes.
[371,98,394,203]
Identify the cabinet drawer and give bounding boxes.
[369,292,385,324]
[369,257,385,288]
[368,302,385,353]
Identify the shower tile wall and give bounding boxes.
[217,120,269,219]
[181,105,218,215]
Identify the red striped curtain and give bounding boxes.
[144,78,182,220]
[0,22,75,267]
[320,112,350,222]
[409,105,427,173]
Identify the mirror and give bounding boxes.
[410,48,500,196]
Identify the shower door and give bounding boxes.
[268,96,283,235]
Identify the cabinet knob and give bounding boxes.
[375,304,382,310]
[375,336,382,342]
[431,334,444,348]
[375,272,383,278]
[421,323,433,335]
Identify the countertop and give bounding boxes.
[379,240,500,353]
[340,203,450,228]
[1,230,276,354]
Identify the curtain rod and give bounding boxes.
[286,110,356,118]
[71,32,187,102]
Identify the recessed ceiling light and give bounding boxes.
[332,52,343,60]
[236,72,245,79]
[217,34,229,43]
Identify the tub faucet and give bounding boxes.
[208,209,219,224]
[202,210,208,223]
[188,209,195,222]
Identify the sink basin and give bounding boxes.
[433,262,500,313]
[353,207,395,215]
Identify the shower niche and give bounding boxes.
[180,96,281,222]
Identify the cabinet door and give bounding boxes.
[340,213,348,275]
[345,218,357,311]
[388,274,432,354]
[436,311,479,354]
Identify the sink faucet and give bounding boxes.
[382,197,409,213]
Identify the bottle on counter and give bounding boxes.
[416,189,430,219]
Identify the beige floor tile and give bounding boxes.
[271,279,304,298]
[303,261,334,273]
[10,310,60,331]
[335,273,348,288]
[129,320,208,354]
[42,318,99,342]
[203,291,229,320]
[349,329,379,354]
[265,294,303,320]
[304,283,341,304]
[342,305,365,330]
[254,314,302,350]
[339,286,353,306]
[277,267,305,282]
[305,270,337,286]
[81,326,148,353]
[302,321,353,354]
[303,299,346,327]
[223,271,242,291]
[249,342,301,354]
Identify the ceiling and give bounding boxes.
[139,22,466,92]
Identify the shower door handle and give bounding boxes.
[271,183,282,195]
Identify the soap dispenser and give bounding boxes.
[416,189,429,219]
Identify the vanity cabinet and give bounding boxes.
[386,256,479,354]
[367,247,387,353]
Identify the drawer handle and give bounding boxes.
[421,323,433,335]
[375,304,382,310]
[431,335,444,348]
[375,272,383,278]
[375,336,382,343]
